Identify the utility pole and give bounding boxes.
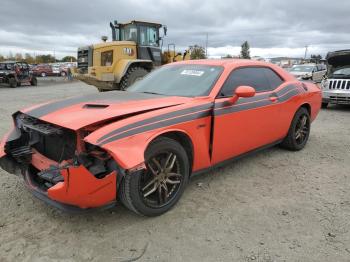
[205,33,208,58]
[304,45,308,60]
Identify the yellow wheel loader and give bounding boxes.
[75,20,190,92]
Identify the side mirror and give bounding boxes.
[228,86,255,104]
[235,85,256,98]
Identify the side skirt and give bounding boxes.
[191,139,283,178]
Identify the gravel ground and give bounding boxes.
[0,80,349,262]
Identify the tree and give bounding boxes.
[189,45,206,60]
[61,56,77,62]
[0,55,5,62]
[240,41,251,59]
[310,54,322,63]
[24,53,35,64]
[35,54,56,64]
[222,54,233,59]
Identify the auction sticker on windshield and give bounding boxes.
[181,70,204,76]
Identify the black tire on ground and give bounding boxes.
[321,102,328,109]
[30,77,37,86]
[119,67,148,91]
[9,78,17,88]
[61,71,66,77]
[41,72,46,77]
[281,107,311,151]
[118,137,190,216]
[16,81,21,87]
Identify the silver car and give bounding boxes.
[289,64,326,83]
[321,50,350,107]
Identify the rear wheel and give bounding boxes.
[321,102,328,108]
[30,77,37,86]
[281,107,311,151]
[119,137,190,216]
[119,67,148,91]
[61,71,66,77]
[9,78,17,88]
[41,72,46,77]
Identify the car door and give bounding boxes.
[211,67,285,164]
[312,65,323,83]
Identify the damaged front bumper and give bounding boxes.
[0,149,117,213]
[0,116,118,213]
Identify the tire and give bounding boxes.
[119,137,190,216]
[41,72,46,77]
[9,78,17,88]
[321,102,328,109]
[30,77,37,86]
[119,67,148,91]
[61,71,66,77]
[281,107,311,151]
[16,81,21,87]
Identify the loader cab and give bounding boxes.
[117,21,163,66]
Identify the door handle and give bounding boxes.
[269,96,278,102]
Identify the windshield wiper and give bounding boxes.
[140,91,163,95]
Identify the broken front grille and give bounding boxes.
[328,79,350,90]
[16,114,77,162]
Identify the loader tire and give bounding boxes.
[119,67,148,91]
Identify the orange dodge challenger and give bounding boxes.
[0,60,321,216]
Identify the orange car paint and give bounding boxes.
[0,59,321,210]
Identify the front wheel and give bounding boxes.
[281,107,311,151]
[119,137,190,216]
[9,78,17,88]
[321,102,328,109]
[119,67,148,91]
[41,72,46,77]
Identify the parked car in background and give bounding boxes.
[321,49,350,107]
[0,61,37,87]
[0,60,321,216]
[32,64,54,77]
[289,64,326,83]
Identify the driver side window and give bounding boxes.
[219,67,284,97]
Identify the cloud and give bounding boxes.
[0,0,349,58]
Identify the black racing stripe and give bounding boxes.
[214,87,300,116]
[278,89,300,102]
[215,99,271,116]
[276,84,298,96]
[214,84,297,109]
[98,110,211,145]
[26,91,164,118]
[97,103,213,143]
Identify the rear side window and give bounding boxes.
[219,67,284,97]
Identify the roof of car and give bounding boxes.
[0,60,17,64]
[172,59,276,68]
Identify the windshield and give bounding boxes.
[332,67,350,76]
[120,25,137,42]
[0,63,14,70]
[128,64,223,97]
[290,65,314,73]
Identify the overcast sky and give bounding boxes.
[1,0,349,59]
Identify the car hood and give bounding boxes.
[326,50,350,68]
[290,71,310,77]
[21,91,191,130]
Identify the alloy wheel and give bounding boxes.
[140,151,183,208]
[295,114,310,145]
